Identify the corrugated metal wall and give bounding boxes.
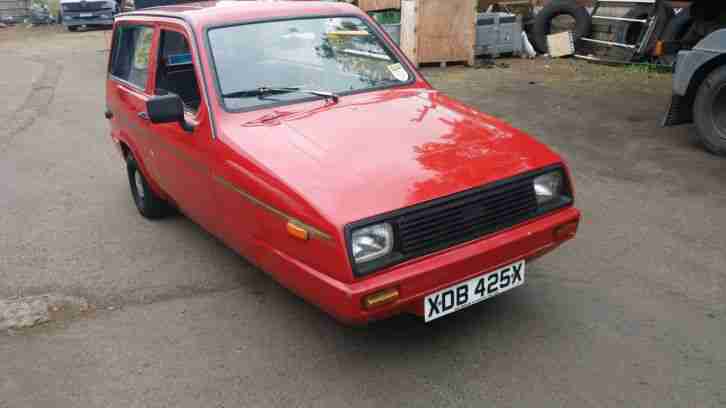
[0,0,30,19]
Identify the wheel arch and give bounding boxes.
[676,30,726,97]
[119,140,131,160]
[118,137,172,202]
[683,54,726,103]
[666,40,726,127]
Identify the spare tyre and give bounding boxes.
[531,0,592,54]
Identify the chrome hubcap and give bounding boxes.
[134,171,145,200]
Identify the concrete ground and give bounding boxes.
[1,25,724,407]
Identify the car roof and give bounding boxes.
[119,0,363,28]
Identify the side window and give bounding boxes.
[155,30,202,113]
[110,25,155,90]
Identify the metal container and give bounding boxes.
[382,23,401,45]
[475,12,523,57]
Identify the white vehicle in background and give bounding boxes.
[59,0,117,31]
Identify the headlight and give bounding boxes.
[351,223,393,264]
[534,171,563,205]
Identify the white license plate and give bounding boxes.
[424,260,525,322]
[79,12,93,17]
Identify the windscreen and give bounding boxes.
[207,16,412,110]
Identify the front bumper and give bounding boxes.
[261,206,580,325]
[62,10,114,26]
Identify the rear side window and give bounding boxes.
[110,25,155,89]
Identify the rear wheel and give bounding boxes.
[693,66,726,156]
[126,154,173,218]
[66,25,78,32]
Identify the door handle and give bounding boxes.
[137,111,150,121]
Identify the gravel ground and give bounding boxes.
[0,25,724,407]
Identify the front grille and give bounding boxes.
[347,166,572,277]
[64,1,108,11]
[396,176,538,256]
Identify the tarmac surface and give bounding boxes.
[1,26,724,407]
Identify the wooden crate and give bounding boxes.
[400,0,477,67]
[358,0,401,12]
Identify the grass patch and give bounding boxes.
[623,63,673,75]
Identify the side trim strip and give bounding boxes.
[213,175,333,242]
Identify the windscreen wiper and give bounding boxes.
[222,87,339,103]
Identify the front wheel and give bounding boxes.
[693,66,726,156]
[126,154,173,218]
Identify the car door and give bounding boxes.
[107,22,160,181]
[144,24,219,235]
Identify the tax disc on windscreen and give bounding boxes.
[388,63,409,81]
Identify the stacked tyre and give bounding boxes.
[530,0,591,54]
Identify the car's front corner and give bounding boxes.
[330,165,580,325]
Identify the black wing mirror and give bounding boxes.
[146,94,195,132]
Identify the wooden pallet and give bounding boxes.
[400,0,477,67]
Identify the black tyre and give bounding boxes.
[693,66,726,156]
[126,154,173,218]
[617,5,673,57]
[531,0,592,54]
[66,25,78,32]
[657,9,693,66]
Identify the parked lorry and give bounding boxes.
[663,1,726,156]
[59,0,117,31]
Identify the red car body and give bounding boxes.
[106,1,580,324]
